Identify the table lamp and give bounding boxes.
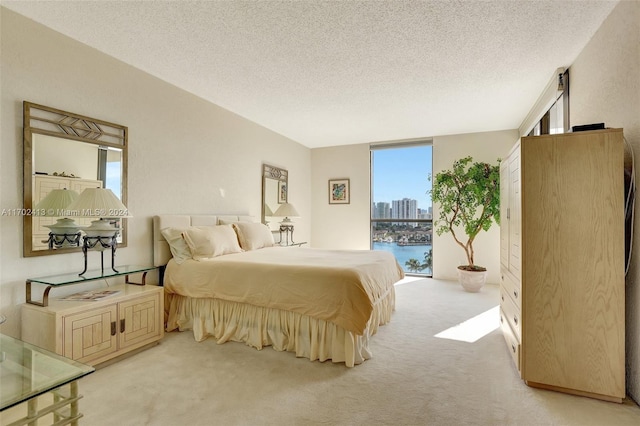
[66,187,131,275]
[33,188,81,248]
[274,202,300,245]
[274,202,300,224]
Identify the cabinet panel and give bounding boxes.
[521,131,625,399]
[499,161,510,269]
[500,308,520,373]
[63,305,117,363]
[500,286,521,340]
[508,152,521,281]
[500,268,521,309]
[119,292,162,350]
[500,129,625,402]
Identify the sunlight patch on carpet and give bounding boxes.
[434,305,500,343]
[394,276,425,286]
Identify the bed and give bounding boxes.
[153,214,404,366]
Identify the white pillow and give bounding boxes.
[182,225,243,260]
[160,227,192,264]
[232,222,275,251]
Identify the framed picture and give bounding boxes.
[278,180,287,203]
[328,178,350,204]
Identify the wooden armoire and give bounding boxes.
[499,128,625,402]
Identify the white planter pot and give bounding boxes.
[457,268,488,293]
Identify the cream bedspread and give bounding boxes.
[164,247,404,335]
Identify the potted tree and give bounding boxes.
[430,156,500,292]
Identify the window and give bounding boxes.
[528,69,569,136]
[370,142,433,276]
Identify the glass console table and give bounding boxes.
[0,334,94,425]
[26,265,157,307]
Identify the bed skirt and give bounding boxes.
[165,287,395,367]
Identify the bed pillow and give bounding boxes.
[232,222,275,251]
[182,225,243,260]
[160,227,192,264]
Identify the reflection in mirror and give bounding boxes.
[262,164,287,231]
[23,102,128,257]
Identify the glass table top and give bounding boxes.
[26,264,156,287]
[0,334,95,411]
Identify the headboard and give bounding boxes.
[153,214,255,267]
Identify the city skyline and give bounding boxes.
[372,144,432,210]
[372,200,432,220]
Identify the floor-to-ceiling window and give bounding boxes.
[370,141,433,276]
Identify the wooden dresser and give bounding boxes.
[499,128,625,402]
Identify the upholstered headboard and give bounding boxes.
[153,214,255,267]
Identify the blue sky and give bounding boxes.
[372,145,432,210]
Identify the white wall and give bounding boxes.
[432,130,518,284]
[311,143,371,249]
[33,134,99,179]
[568,0,640,402]
[310,130,518,286]
[0,8,311,338]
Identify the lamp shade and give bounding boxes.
[66,188,131,218]
[34,188,82,248]
[34,188,79,216]
[274,202,300,220]
[264,204,274,216]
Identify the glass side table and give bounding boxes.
[26,264,157,307]
[0,334,95,425]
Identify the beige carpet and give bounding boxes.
[15,278,640,425]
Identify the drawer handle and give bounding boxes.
[110,321,116,336]
[513,290,518,299]
[511,344,516,353]
[501,294,504,301]
[500,315,504,323]
[513,316,518,325]
[120,319,125,333]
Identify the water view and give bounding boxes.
[373,242,432,275]
[371,144,433,276]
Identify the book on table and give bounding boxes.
[60,289,121,301]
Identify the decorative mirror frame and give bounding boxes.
[262,164,288,226]
[23,101,128,257]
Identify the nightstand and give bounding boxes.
[278,223,308,246]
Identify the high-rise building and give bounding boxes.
[372,202,391,219]
[392,198,418,221]
[418,207,432,220]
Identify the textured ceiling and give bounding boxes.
[1,1,618,148]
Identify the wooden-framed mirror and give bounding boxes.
[23,101,128,257]
[261,164,287,230]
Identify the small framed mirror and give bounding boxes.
[262,164,287,230]
[23,102,128,257]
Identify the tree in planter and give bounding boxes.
[430,156,500,272]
